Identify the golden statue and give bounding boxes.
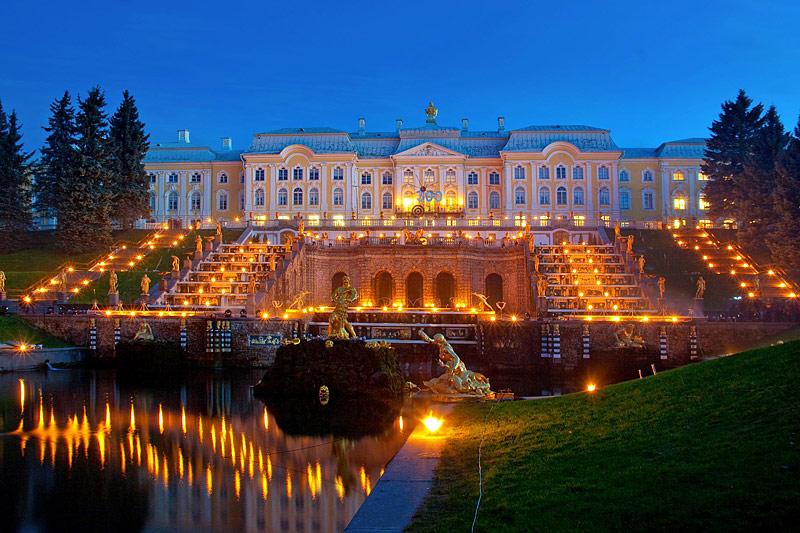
[108,270,118,294]
[196,235,203,252]
[614,324,645,349]
[328,275,359,339]
[419,329,492,397]
[425,101,438,123]
[695,276,706,299]
[216,221,222,236]
[658,276,666,299]
[140,274,151,294]
[133,321,154,342]
[171,255,181,271]
[0,270,5,293]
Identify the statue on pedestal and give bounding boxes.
[298,219,304,237]
[133,321,154,342]
[109,270,118,294]
[140,274,151,294]
[533,254,540,273]
[247,275,256,294]
[327,275,358,339]
[627,234,634,253]
[658,277,666,299]
[695,276,706,299]
[472,292,492,312]
[59,270,68,294]
[536,275,549,298]
[419,329,492,397]
[216,221,222,236]
[614,219,620,239]
[196,235,203,252]
[0,270,5,292]
[171,256,181,272]
[638,255,646,274]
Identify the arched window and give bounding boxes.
[598,187,610,206]
[673,190,686,210]
[403,169,414,184]
[619,169,630,182]
[293,187,303,206]
[254,188,266,207]
[308,188,319,207]
[424,169,435,184]
[514,187,526,205]
[539,187,551,205]
[190,191,202,211]
[293,167,303,180]
[445,190,456,206]
[643,169,654,182]
[445,169,456,183]
[216,172,227,184]
[276,189,286,207]
[218,191,228,211]
[573,187,585,206]
[489,191,501,210]
[361,191,372,210]
[619,188,630,210]
[332,188,343,207]
[382,192,393,210]
[467,191,479,209]
[556,186,567,205]
[167,191,179,211]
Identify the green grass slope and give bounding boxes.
[0,316,71,348]
[408,342,800,532]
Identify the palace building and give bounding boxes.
[143,104,713,230]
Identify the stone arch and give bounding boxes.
[374,270,394,306]
[331,271,348,295]
[553,230,570,245]
[485,273,503,309]
[435,271,456,308]
[406,271,424,307]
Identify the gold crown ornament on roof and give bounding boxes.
[425,102,438,123]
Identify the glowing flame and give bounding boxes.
[423,415,442,433]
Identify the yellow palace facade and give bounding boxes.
[143,105,712,230]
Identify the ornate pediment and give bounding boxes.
[396,142,464,158]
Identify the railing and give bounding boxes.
[306,236,527,249]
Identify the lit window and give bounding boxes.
[276,189,286,207]
[293,187,303,206]
[467,172,478,185]
[424,169,435,184]
[514,187,526,205]
[446,169,456,183]
[489,172,500,185]
[332,167,343,181]
[572,166,584,180]
[514,167,525,180]
[598,166,609,180]
[619,169,629,182]
[403,169,414,184]
[538,214,550,226]
[573,187,585,206]
[382,172,393,185]
[489,191,501,209]
[255,189,266,207]
[573,215,585,227]
[277,168,288,181]
[699,219,713,228]
[556,186,567,205]
[382,192,392,209]
[643,170,654,182]
[467,191,479,209]
[445,190,456,206]
[333,188,343,206]
[598,187,610,206]
[539,187,550,205]
[620,190,630,210]
[190,192,201,211]
[673,170,685,181]
[673,194,686,210]
[697,171,708,181]
[191,172,202,183]
[538,167,550,180]
[555,166,567,180]
[218,192,228,211]
[699,196,710,210]
[309,188,319,206]
[293,167,303,181]
[255,168,266,181]
[309,168,319,181]
[361,192,372,210]
[361,172,372,185]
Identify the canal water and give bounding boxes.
[0,369,414,532]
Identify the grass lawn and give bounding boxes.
[408,342,800,532]
[0,316,71,348]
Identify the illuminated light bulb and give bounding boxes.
[694,245,699,250]
[198,288,203,294]
[743,263,749,268]
[261,312,268,319]
[490,316,496,322]
[136,255,142,260]
[790,293,797,298]
[702,255,708,260]
[740,282,746,288]
[587,304,593,310]
[282,314,288,319]
[24,296,32,303]
[422,414,442,433]
[586,316,593,321]
[612,316,620,322]
[587,384,596,392]
[183,300,189,306]
[82,280,89,285]
[708,263,714,268]
[735,256,741,261]
[105,310,111,316]
[511,315,518,322]
[780,283,786,288]
[730,270,736,275]
[642,317,649,322]
[672,317,678,322]
[748,292,755,297]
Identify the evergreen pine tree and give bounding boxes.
[59,87,113,252]
[0,102,34,249]
[108,90,150,228]
[37,91,78,227]
[769,114,800,278]
[701,90,765,222]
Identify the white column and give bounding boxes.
[156,171,165,220]
[503,162,513,212]
[480,168,488,217]
[178,171,186,220]
[585,163,594,223]
[203,170,212,218]
[610,161,620,222]
[688,168,697,217]
[660,164,670,222]
[456,165,465,213]
[244,164,253,219]
[320,165,327,212]
[268,164,276,213]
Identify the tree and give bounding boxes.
[108,90,150,228]
[701,90,765,223]
[769,114,800,278]
[0,101,34,250]
[37,91,78,227]
[58,87,113,252]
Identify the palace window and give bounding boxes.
[240,174,245,184]
[190,191,201,211]
[218,192,228,211]
[191,172,202,183]
[489,191,501,210]
[514,187,526,205]
[149,193,156,210]
[467,191,479,209]
[462,172,476,186]
[293,167,303,181]
[293,187,303,206]
[539,187,550,205]
[333,188,343,206]
[514,166,525,180]
[697,171,708,181]
[573,187,585,206]
[673,170,685,181]
[361,172,372,185]
[255,189,266,207]
[673,192,686,210]
[382,192,393,210]
[699,219,713,228]
[445,169,456,183]
[573,166,584,180]
[382,172,393,185]
[167,191,179,211]
[699,195,710,210]
[309,188,319,206]
[277,168,288,181]
[309,168,319,181]
[598,187,610,206]
[489,172,500,185]
[538,166,550,180]
[573,215,585,227]
[167,173,178,184]
[555,166,567,180]
[149,173,156,184]
[620,189,631,210]
[642,190,655,210]
[255,168,266,181]
[538,214,550,227]
[556,186,567,205]
[643,169,654,182]
[424,169,435,184]
[598,166,609,180]
[332,167,344,181]
[239,191,245,210]
[276,189,286,207]
[619,169,629,182]
[361,192,372,210]
[403,169,414,184]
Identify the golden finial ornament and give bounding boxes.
[425,102,438,123]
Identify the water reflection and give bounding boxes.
[0,370,411,532]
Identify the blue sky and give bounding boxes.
[1,0,798,153]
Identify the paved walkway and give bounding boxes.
[345,404,454,532]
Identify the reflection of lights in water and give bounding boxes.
[181,406,186,434]
[234,470,241,499]
[105,403,111,429]
[206,465,213,496]
[308,463,317,499]
[267,456,272,481]
[398,416,404,432]
[178,449,184,479]
[19,379,25,413]
[286,471,292,499]
[258,449,264,472]
[130,403,135,430]
[262,473,268,500]
[263,407,269,430]
[159,404,164,434]
[211,425,217,452]
[336,476,345,501]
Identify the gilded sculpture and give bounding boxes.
[424,101,437,123]
[327,275,359,339]
[133,321,154,342]
[140,273,151,294]
[419,329,492,397]
[614,323,645,348]
[109,270,118,294]
[0,270,5,293]
[695,276,706,299]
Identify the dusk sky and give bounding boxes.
[2,0,799,154]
